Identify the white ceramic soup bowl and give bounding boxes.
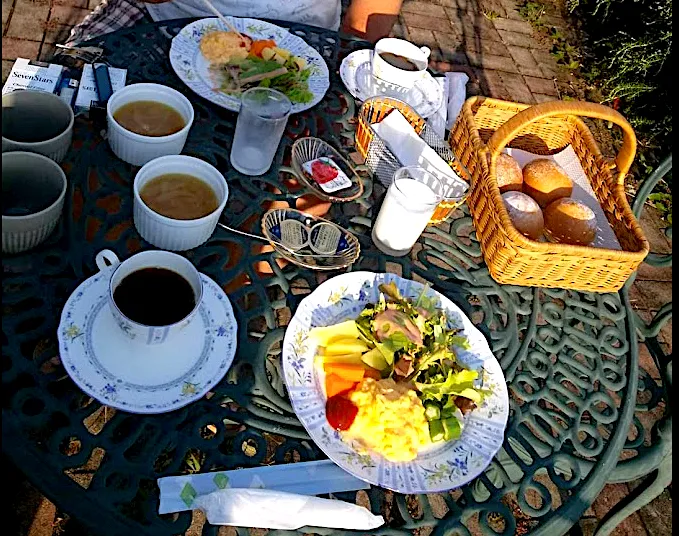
[106,83,195,166]
[133,155,229,251]
[372,38,431,89]
[3,151,67,254]
[95,249,203,345]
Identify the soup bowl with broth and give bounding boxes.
[133,155,229,251]
[107,83,194,166]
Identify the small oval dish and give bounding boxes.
[291,137,364,203]
[261,208,360,271]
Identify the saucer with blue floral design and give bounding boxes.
[58,266,237,414]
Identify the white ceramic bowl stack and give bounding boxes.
[106,83,195,167]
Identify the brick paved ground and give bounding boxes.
[2,0,672,534]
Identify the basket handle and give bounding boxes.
[485,101,637,184]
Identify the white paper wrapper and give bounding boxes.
[445,72,469,131]
[157,460,369,515]
[426,76,448,139]
[194,488,385,530]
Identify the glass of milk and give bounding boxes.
[230,88,291,176]
[372,166,444,257]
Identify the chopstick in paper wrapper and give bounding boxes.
[157,459,370,514]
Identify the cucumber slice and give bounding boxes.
[428,419,445,442]
[442,416,462,441]
[424,402,441,422]
[361,347,388,371]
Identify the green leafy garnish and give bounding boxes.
[416,369,481,402]
[213,53,314,104]
[329,281,489,444]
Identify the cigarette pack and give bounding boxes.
[74,63,127,112]
[2,58,64,95]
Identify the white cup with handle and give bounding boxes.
[95,249,203,346]
[371,38,431,91]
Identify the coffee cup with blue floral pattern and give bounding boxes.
[95,249,203,345]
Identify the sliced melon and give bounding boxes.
[361,347,389,371]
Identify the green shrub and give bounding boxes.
[568,0,672,178]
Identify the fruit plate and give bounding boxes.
[282,271,509,493]
[170,17,330,114]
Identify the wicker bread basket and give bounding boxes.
[449,97,649,293]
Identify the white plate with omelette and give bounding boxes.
[170,17,330,114]
[282,272,509,493]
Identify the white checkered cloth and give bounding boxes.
[65,0,150,45]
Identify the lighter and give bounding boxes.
[90,62,113,124]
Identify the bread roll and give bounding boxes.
[502,191,544,240]
[522,159,573,207]
[495,153,523,193]
[543,197,597,246]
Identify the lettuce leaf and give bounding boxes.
[415,369,481,403]
[375,332,409,366]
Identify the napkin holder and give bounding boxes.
[355,96,464,189]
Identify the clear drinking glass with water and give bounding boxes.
[371,166,444,257]
[230,88,291,176]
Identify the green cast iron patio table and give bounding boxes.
[2,18,641,536]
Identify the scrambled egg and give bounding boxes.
[345,378,431,462]
[199,31,250,63]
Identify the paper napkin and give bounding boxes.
[372,109,468,197]
[426,76,449,139]
[194,488,385,530]
[425,72,468,138]
[445,72,469,131]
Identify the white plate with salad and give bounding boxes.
[282,272,509,493]
[170,17,330,113]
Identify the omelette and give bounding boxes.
[344,378,431,462]
[199,31,251,63]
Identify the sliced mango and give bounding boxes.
[273,46,291,60]
[261,47,276,61]
[293,57,307,70]
[321,353,364,365]
[324,339,369,356]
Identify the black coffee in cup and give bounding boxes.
[377,52,420,72]
[113,267,195,326]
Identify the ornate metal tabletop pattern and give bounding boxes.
[1,19,639,536]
